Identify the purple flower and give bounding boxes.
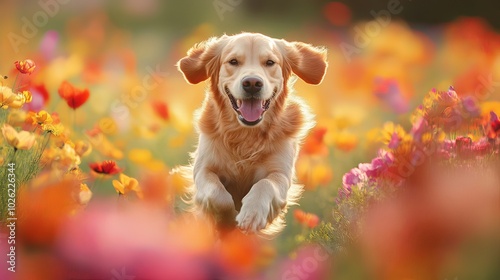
[461,96,480,117]
[491,111,499,122]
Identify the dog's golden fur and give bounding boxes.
[177,33,327,236]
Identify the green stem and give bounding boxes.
[12,73,19,92]
[91,175,103,191]
[73,109,76,131]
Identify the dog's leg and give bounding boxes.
[236,142,296,233]
[194,169,238,228]
[236,173,290,232]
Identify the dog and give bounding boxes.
[177,32,327,235]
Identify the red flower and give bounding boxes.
[293,209,320,228]
[152,101,169,121]
[15,59,36,75]
[89,160,122,175]
[58,81,90,109]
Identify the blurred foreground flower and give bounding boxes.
[18,178,81,246]
[15,59,36,75]
[58,81,90,109]
[55,203,226,280]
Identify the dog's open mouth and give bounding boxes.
[225,88,275,126]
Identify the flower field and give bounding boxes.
[1,1,500,279]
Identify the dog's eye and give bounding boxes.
[229,59,239,66]
[265,60,275,66]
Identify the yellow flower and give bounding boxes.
[28,110,53,126]
[21,90,32,103]
[7,110,27,127]
[481,101,500,117]
[334,131,358,152]
[112,173,142,198]
[0,87,32,109]
[0,86,16,108]
[41,123,64,136]
[381,122,412,146]
[98,117,118,135]
[74,140,92,157]
[1,124,36,150]
[128,149,153,164]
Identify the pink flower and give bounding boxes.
[410,117,429,142]
[388,132,401,149]
[342,167,365,191]
[471,137,491,157]
[455,136,473,158]
[373,78,409,114]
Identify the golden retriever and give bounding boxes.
[177,32,327,235]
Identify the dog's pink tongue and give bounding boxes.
[238,99,264,122]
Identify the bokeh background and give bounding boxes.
[1,0,500,279]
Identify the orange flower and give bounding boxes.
[15,59,36,75]
[89,160,122,175]
[294,209,320,228]
[27,110,53,126]
[301,127,329,157]
[58,81,90,109]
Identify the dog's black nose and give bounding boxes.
[242,76,263,95]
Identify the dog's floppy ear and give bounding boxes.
[177,35,228,84]
[276,40,328,85]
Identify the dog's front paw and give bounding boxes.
[236,201,269,233]
[195,184,237,225]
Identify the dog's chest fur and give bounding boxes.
[194,95,313,209]
[205,127,276,209]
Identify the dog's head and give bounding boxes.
[177,33,327,126]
